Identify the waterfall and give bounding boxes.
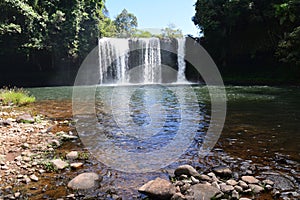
[143,38,161,83]
[98,37,187,84]
[177,38,186,82]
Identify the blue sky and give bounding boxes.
[105,0,199,36]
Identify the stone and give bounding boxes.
[212,166,232,176]
[226,179,238,186]
[239,198,252,200]
[262,179,274,186]
[16,114,35,123]
[61,134,78,140]
[234,185,243,192]
[138,178,176,200]
[239,180,248,189]
[22,143,30,149]
[171,193,186,200]
[50,139,60,147]
[199,174,211,182]
[232,190,239,199]
[220,184,234,193]
[29,174,38,182]
[241,176,260,184]
[266,174,295,191]
[14,192,21,198]
[66,151,78,160]
[211,181,220,190]
[191,176,199,184]
[70,162,83,169]
[67,172,100,190]
[174,165,200,178]
[249,184,264,193]
[51,159,68,170]
[186,184,221,200]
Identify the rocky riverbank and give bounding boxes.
[0,105,299,200]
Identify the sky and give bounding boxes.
[105,0,199,36]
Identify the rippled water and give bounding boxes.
[28,85,300,164]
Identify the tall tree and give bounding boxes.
[114,9,138,37]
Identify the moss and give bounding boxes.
[0,87,35,106]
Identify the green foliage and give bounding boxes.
[99,17,117,37]
[160,23,183,39]
[133,30,153,38]
[114,9,138,37]
[193,0,300,72]
[0,0,105,64]
[0,88,35,106]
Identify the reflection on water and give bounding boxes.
[29,85,300,163]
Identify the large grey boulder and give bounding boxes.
[138,177,176,200]
[67,172,100,190]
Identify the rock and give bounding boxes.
[51,159,68,170]
[234,185,243,192]
[191,176,199,184]
[241,176,260,184]
[249,184,264,193]
[199,174,211,182]
[212,166,232,176]
[238,180,248,189]
[266,174,295,191]
[61,134,78,140]
[70,162,83,169]
[67,172,100,190]
[211,181,220,190]
[29,174,38,182]
[0,120,11,126]
[171,193,186,200]
[16,114,35,123]
[50,139,60,147]
[186,184,221,200]
[232,190,239,199]
[138,178,176,200]
[22,143,30,149]
[226,179,238,186]
[14,192,21,198]
[66,151,78,160]
[220,184,234,193]
[262,179,274,186]
[239,198,252,200]
[174,165,200,178]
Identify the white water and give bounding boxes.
[98,38,186,84]
[177,38,187,83]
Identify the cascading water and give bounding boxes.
[177,38,187,82]
[143,38,161,83]
[98,37,187,84]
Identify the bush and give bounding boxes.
[0,87,35,106]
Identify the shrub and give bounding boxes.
[0,87,35,106]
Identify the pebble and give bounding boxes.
[66,151,78,160]
[70,162,83,169]
[226,179,238,186]
[29,174,38,182]
[241,176,260,184]
[232,190,239,199]
[51,159,68,170]
[249,184,264,193]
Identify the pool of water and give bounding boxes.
[28,85,300,164]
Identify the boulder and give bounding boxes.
[67,172,100,190]
[174,165,200,178]
[212,166,232,176]
[138,178,176,200]
[186,184,221,200]
[241,176,259,184]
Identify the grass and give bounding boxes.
[0,87,35,106]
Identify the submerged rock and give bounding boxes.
[51,159,68,170]
[67,172,100,190]
[138,177,176,200]
[174,165,200,178]
[212,166,232,176]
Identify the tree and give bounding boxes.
[114,9,138,37]
[160,23,183,38]
[133,30,153,38]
